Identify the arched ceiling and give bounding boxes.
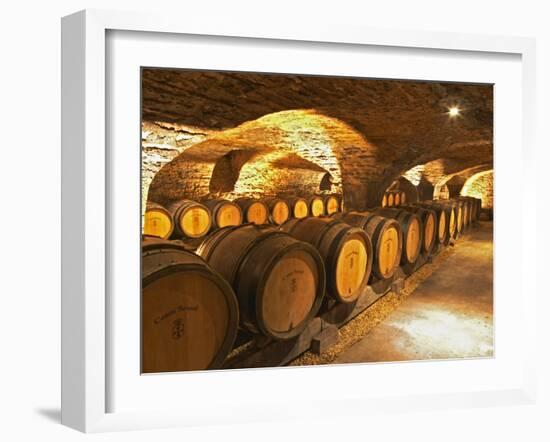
[461,170,494,208]
[142,68,493,208]
[403,158,492,186]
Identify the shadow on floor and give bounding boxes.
[35,408,61,423]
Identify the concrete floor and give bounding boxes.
[335,222,494,363]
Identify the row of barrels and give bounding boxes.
[143,194,343,240]
[141,196,481,373]
[382,190,406,208]
[142,217,366,373]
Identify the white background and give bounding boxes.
[0,1,548,441]
[108,29,524,415]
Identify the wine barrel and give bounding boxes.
[408,203,448,246]
[465,197,477,224]
[144,202,174,239]
[204,199,243,229]
[458,198,470,229]
[439,201,461,237]
[141,238,239,373]
[468,197,481,221]
[308,196,325,217]
[415,201,456,242]
[197,224,325,340]
[281,217,373,303]
[454,201,464,235]
[474,197,482,220]
[286,196,309,219]
[394,192,401,206]
[234,198,268,225]
[400,191,406,204]
[381,194,388,207]
[341,212,402,280]
[375,208,422,265]
[167,199,212,239]
[400,206,436,254]
[459,197,473,227]
[464,196,481,221]
[468,198,476,223]
[263,197,291,225]
[387,193,395,207]
[324,195,341,215]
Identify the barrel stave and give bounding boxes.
[142,238,239,372]
[197,224,325,340]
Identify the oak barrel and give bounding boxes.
[167,199,212,239]
[453,201,464,235]
[341,212,402,280]
[415,201,456,242]
[381,194,388,207]
[204,199,243,229]
[400,191,406,204]
[473,197,482,220]
[144,202,174,239]
[197,224,325,340]
[281,217,373,303]
[460,198,470,229]
[324,195,341,215]
[458,197,473,227]
[467,197,481,221]
[141,238,239,373]
[375,208,423,265]
[461,196,480,221]
[308,195,325,217]
[400,206,437,254]
[440,201,461,238]
[450,199,465,234]
[286,196,309,219]
[394,192,401,206]
[387,192,395,207]
[234,198,269,225]
[468,198,476,223]
[262,197,291,225]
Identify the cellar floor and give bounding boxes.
[334,221,494,363]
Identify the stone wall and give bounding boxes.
[144,110,348,209]
[461,170,494,208]
[387,177,419,205]
[141,68,494,212]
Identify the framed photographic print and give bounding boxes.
[61,9,537,432]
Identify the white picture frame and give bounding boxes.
[61,9,537,433]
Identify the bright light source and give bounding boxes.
[448,106,461,117]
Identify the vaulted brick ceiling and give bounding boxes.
[142,68,493,209]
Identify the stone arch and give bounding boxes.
[387,176,419,204]
[319,172,333,192]
[445,175,467,198]
[432,163,492,200]
[417,176,435,201]
[400,157,493,204]
[209,150,259,193]
[146,109,377,207]
[461,170,494,208]
[433,184,450,200]
[141,69,494,211]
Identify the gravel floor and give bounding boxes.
[288,242,457,366]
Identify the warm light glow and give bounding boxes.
[461,169,493,208]
[390,307,493,358]
[402,165,425,186]
[448,106,461,117]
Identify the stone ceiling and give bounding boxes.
[142,68,493,209]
